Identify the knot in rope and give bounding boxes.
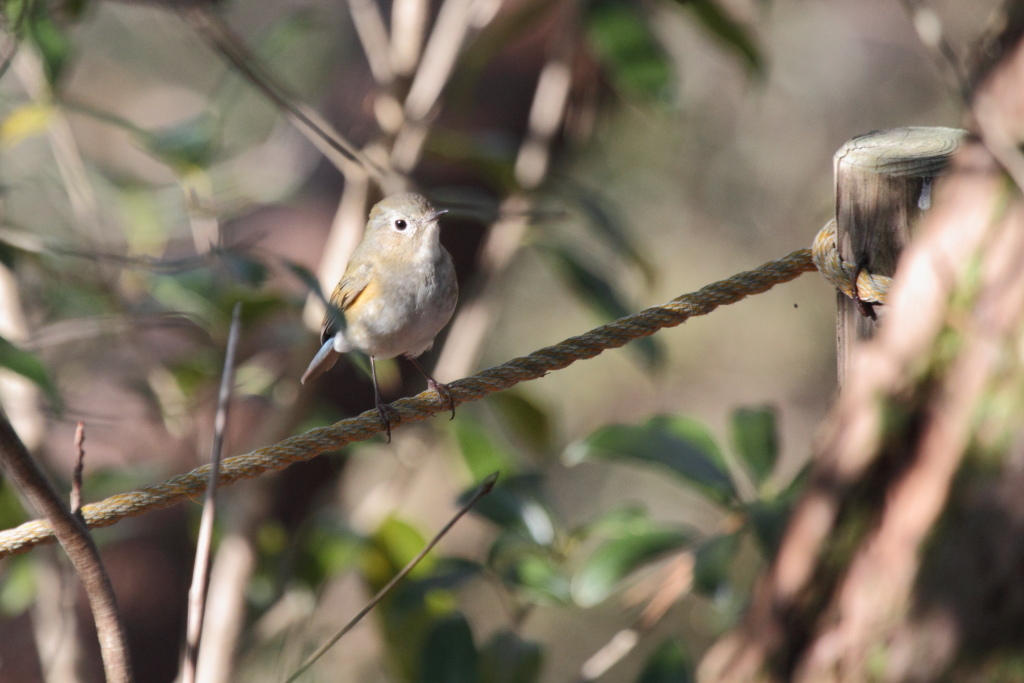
[812,219,892,305]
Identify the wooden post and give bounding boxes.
[833,127,965,383]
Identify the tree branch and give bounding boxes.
[0,414,133,682]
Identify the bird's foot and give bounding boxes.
[374,395,398,442]
[427,379,456,421]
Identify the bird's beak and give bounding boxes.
[427,208,449,222]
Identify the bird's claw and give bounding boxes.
[374,396,397,442]
[428,379,456,421]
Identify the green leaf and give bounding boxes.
[0,478,28,530]
[417,613,478,683]
[222,252,269,287]
[490,390,552,453]
[480,630,543,683]
[558,180,655,285]
[572,529,691,607]
[565,415,737,506]
[638,640,694,683]
[454,420,516,481]
[731,406,778,488]
[586,0,673,103]
[539,244,628,321]
[489,534,571,604]
[392,558,482,614]
[0,241,21,269]
[292,520,364,590]
[678,0,765,77]
[745,467,807,558]
[138,114,219,171]
[462,474,556,545]
[0,335,60,407]
[693,533,739,597]
[375,562,477,680]
[3,0,29,29]
[0,556,37,616]
[574,505,653,541]
[23,2,73,85]
[364,517,433,585]
[538,243,661,368]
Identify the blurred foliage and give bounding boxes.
[5,0,74,85]
[675,0,765,77]
[0,335,59,406]
[266,404,803,681]
[585,0,674,103]
[637,639,694,683]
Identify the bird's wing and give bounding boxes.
[321,262,373,344]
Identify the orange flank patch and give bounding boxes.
[340,276,379,316]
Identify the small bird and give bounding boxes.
[301,192,459,440]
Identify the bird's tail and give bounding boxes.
[301,337,342,384]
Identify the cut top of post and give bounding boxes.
[835,127,965,177]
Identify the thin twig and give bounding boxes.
[182,301,243,683]
[70,421,86,521]
[285,471,499,682]
[0,414,133,682]
[180,7,387,183]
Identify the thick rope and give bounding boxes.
[0,248,822,558]
[811,219,892,304]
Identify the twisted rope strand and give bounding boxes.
[812,219,892,304]
[0,248,817,558]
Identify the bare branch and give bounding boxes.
[390,0,429,77]
[70,421,86,521]
[515,56,573,188]
[0,414,133,682]
[348,0,394,85]
[391,0,503,171]
[402,0,476,122]
[182,301,243,683]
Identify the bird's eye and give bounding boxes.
[394,219,408,231]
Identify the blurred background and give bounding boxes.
[0,0,996,680]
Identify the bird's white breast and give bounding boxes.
[343,248,457,360]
